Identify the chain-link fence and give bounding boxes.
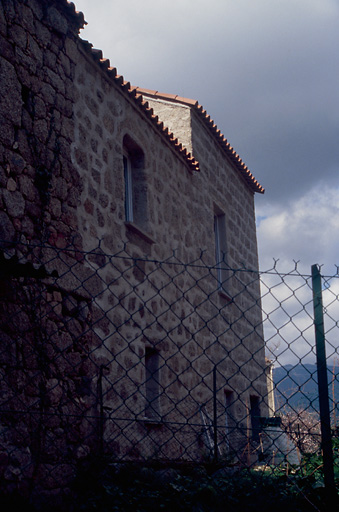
[0,240,338,507]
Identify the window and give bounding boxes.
[214,210,228,291]
[124,153,133,222]
[250,395,261,442]
[123,135,147,230]
[145,348,160,419]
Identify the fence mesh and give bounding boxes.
[0,240,338,507]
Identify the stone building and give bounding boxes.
[0,0,268,496]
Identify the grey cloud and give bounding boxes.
[76,0,339,207]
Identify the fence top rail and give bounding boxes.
[1,238,339,280]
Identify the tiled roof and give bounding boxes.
[78,41,200,173]
[134,88,264,194]
[62,1,86,28]
[71,0,262,192]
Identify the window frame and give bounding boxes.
[123,135,155,245]
[124,152,134,223]
[144,347,161,420]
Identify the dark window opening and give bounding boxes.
[145,347,160,419]
[250,395,261,442]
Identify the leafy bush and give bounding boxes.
[3,445,339,511]
[67,454,337,512]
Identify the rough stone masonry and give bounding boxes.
[0,0,268,502]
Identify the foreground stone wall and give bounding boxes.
[0,0,102,500]
[0,0,85,252]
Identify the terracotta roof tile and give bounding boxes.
[71,4,262,191]
[78,41,199,173]
[134,87,264,194]
[175,96,198,107]
[64,1,86,28]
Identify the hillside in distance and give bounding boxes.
[273,363,339,415]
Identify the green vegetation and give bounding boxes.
[3,441,339,511]
[68,447,339,512]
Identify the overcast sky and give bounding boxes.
[74,0,339,274]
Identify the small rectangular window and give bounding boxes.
[250,395,261,442]
[124,154,133,222]
[145,348,160,419]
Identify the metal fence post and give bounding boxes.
[213,365,218,462]
[98,365,105,456]
[311,264,337,503]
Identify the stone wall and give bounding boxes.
[140,94,267,415]
[143,95,261,270]
[0,0,102,501]
[70,43,268,462]
[0,0,85,251]
[0,0,268,500]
